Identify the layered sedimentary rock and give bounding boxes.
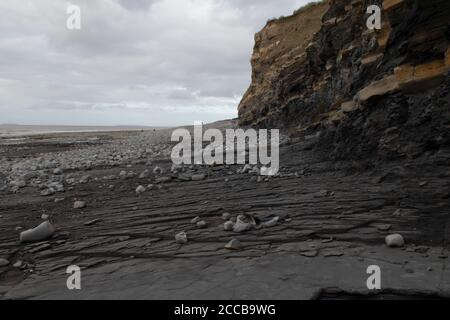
[238,1,330,127]
[239,0,450,160]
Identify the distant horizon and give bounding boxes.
[0,123,168,128]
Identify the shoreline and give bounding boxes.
[0,125,169,138]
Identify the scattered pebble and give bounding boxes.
[191,174,206,181]
[73,201,86,209]
[41,214,49,220]
[135,185,146,194]
[155,176,172,184]
[84,219,102,226]
[376,224,392,231]
[191,216,201,224]
[323,250,344,257]
[196,220,207,229]
[233,215,255,233]
[223,221,234,231]
[300,250,318,257]
[139,169,150,179]
[315,190,329,197]
[225,238,241,250]
[385,234,405,247]
[0,258,10,267]
[19,221,55,243]
[79,175,91,184]
[263,216,279,228]
[175,231,188,244]
[40,188,56,196]
[222,212,231,221]
[13,261,23,268]
[321,237,334,243]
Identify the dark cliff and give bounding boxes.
[239,0,450,160]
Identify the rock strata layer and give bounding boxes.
[238,0,449,160]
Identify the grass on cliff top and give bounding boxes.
[267,0,328,24]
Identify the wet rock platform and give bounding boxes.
[0,126,449,299]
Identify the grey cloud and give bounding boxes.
[0,0,314,126]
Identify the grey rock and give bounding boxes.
[225,238,242,250]
[191,174,206,181]
[73,201,86,209]
[315,189,329,197]
[84,219,102,226]
[263,216,279,228]
[224,221,234,231]
[323,250,344,257]
[139,169,150,179]
[19,221,55,243]
[79,175,91,184]
[300,250,319,257]
[175,231,188,244]
[136,185,146,194]
[191,216,201,224]
[196,220,207,229]
[0,258,10,267]
[385,234,405,247]
[241,164,252,174]
[376,224,392,231]
[155,176,172,183]
[40,188,56,196]
[50,183,65,192]
[10,179,26,188]
[233,215,255,233]
[222,212,231,221]
[13,260,23,268]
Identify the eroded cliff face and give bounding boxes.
[239,0,450,160]
[238,1,330,126]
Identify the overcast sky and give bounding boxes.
[0,0,314,126]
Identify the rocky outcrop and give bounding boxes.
[238,1,330,127]
[239,0,450,160]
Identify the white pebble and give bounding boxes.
[175,231,188,244]
[385,234,405,247]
